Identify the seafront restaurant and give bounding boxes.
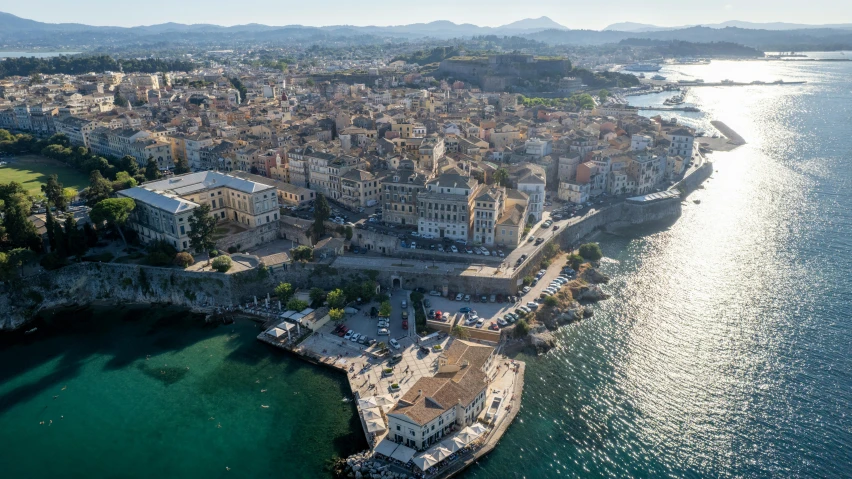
[373,423,488,478]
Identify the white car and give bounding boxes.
[497,318,508,327]
[389,338,401,350]
[377,328,389,336]
[437,245,444,252]
[378,320,389,328]
[350,333,361,342]
[526,302,539,310]
[411,232,420,237]
[475,318,484,328]
[481,249,490,256]
[521,286,531,294]
[410,242,417,249]
[344,330,354,340]
[463,294,471,302]
[429,290,441,296]
[450,245,458,253]
[455,293,464,301]
[401,300,408,308]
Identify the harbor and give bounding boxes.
[250,297,526,479]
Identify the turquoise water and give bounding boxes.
[465,59,852,478]
[0,306,365,478]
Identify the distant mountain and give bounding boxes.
[604,19,852,32]
[499,16,568,31]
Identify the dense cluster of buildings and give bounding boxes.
[1,62,696,251]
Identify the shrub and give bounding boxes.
[147,251,172,266]
[543,296,558,307]
[209,250,219,258]
[227,246,238,254]
[286,298,308,311]
[309,287,326,306]
[211,255,232,273]
[567,254,584,270]
[329,308,346,322]
[578,243,603,262]
[514,319,530,338]
[40,252,65,270]
[541,259,552,269]
[173,252,194,268]
[290,245,313,262]
[327,289,346,309]
[522,275,533,286]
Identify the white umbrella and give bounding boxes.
[430,446,452,462]
[358,396,380,409]
[412,454,438,471]
[362,407,383,421]
[365,417,386,433]
[439,438,463,453]
[468,423,488,436]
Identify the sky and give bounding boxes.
[4,0,850,29]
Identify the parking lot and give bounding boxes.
[423,292,521,329]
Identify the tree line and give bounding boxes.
[0,55,195,79]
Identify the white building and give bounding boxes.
[118,171,279,250]
[516,172,546,222]
[667,128,695,158]
[387,340,495,450]
[417,172,480,241]
[524,138,552,158]
[630,134,653,151]
[558,181,590,204]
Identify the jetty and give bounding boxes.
[256,306,525,479]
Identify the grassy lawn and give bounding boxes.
[0,155,90,195]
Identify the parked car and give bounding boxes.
[526,302,539,310]
[497,318,508,327]
[419,346,430,355]
[401,300,407,309]
[428,309,435,319]
[535,238,544,245]
[344,330,354,340]
[489,294,496,303]
[528,236,535,243]
[463,294,471,302]
[423,299,431,308]
[476,318,485,328]
[401,319,408,329]
[482,249,490,256]
[522,286,531,294]
[465,247,473,254]
[455,293,464,301]
[435,311,443,321]
[377,328,389,336]
[389,353,403,364]
[458,307,471,314]
[378,320,389,328]
[488,322,499,331]
[429,290,441,296]
[437,245,444,253]
[350,333,361,342]
[480,295,487,303]
[450,245,458,253]
[410,242,417,249]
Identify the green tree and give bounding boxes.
[567,253,584,270]
[290,245,313,262]
[45,207,58,252]
[64,214,88,259]
[0,251,16,280]
[543,296,558,307]
[174,251,194,267]
[187,204,218,264]
[89,197,136,245]
[309,287,326,306]
[144,157,161,181]
[7,248,37,278]
[329,308,346,322]
[312,194,330,241]
[522,275,533,286]
[173,156,190,174]
[286,298,308,311]
[514,319,530,337]
[114,92,129,107]
[112,171,138,191]
[451,324,470,340]
[493,168,510,187]
[274,282,295,302]
[41,174,67,211]
[305,78,315,87]
[379,300,392,318]
[599,89,611,102]
[578,243,603,262]
[344,225,353,241]
[119,155,140,176]
[86,170,114,207]
[211,255,232,272]
[327,288,346,309]
[1,193,40,250]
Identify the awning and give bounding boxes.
[362,407,383,421]
[468,423,488,436]
[412,454,438,471]
[390,443,416,463]
[430,446,452,462]
[455,429,477,444]
[374,438,399,457]
[365,417,386,433]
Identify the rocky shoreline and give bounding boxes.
[333,452,416,479]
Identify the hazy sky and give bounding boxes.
[4,1,850,29]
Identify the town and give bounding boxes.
[0,49,712,479]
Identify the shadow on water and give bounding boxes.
[0,304,212,415]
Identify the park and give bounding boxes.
[0,154,89,195]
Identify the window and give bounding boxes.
[180,225,185,235]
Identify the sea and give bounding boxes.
[2,55,852,479]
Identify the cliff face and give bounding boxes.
[0,263,235,331]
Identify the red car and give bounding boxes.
[435,311,442,321]
[337,326,349,337]
[402,319,408,329]
[488,322,499,331]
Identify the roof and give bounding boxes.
[389,340,493,426]
[141,171,274,196]
[428,172,476,190]
[118,187,197,214]
[342,169,374,182]
[498,204,525,226]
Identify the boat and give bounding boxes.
[638,73,646,79]
[25,327,38,335]
[651,74,667,80]
[624,63,662,72]
[693,199,701,204]
[721,79,734,84]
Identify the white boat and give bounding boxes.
[652,74,666,80]
[624,63,662,72]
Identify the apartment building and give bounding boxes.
[88,127,174,171]
[667,128,695,158]
[381,170,427,226]
[516,172,545,222]
[340,169,380,209]
[496,189,529,248]
[417,172,481,241]
[558,181,591,204]
[472,187,505,246]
